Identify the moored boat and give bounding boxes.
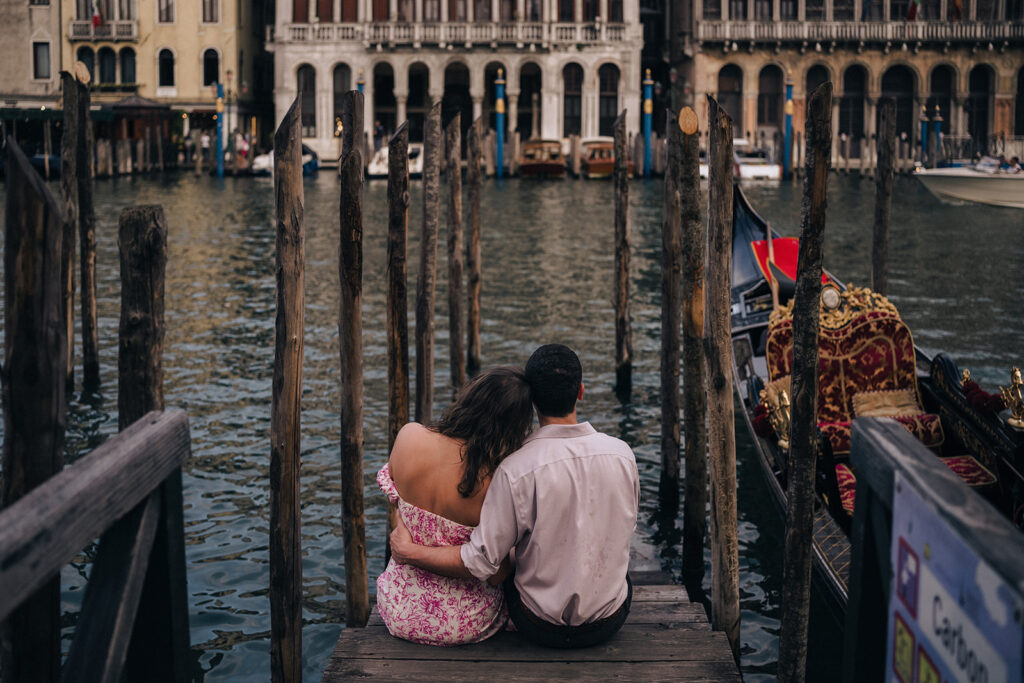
[915,157,1024,209]
[733,139,782,180]
[367,142,425,179]
[518,139,566,177]
[729,185,1024,613]
[579,137,633,179]
[250,144,319,176]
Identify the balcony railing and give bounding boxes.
[281,20,630,45]
[69,19,138,41]
[696,19,1024,43]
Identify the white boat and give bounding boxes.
[733,139,782,180]
[250,145,319,176]
[367,142,425,179]
[915,157,1024,209]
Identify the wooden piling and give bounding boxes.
[679,107,708,586]
[445,115,466,392]
[705,95,740,659]
[872,99,896,296]
[466,117,483,378]
[116,204,191,683]
[659,110,684,511]
[415,101,443,423]
[613,110,632,399]
[43,119,52,179]
[1,137,67,683]
[777,82,833,683]
[338,90,370,628]
[60,72,79,391]
[77,78,100,388]
[268,98,305,683]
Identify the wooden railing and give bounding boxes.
[68,19,138,41]
[281,20,630,44]
[696,19,1024,43]
[841,418,1024,681]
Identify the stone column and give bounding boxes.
[832,94,841,164]
[278,0,292,25]
[442,0,449,22]
[492,0,500,20]
[574,0,581,20]
[542,82,559,138]
[416,0,424,21]
[473,96,484,121]
[517,0,525,19]
[507,89,520,132]
[390,0,398,18]
[743,89,757,139]
[599,0,607,19]
[396,92,408,124]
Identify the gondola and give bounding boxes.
[728,184,1024,613]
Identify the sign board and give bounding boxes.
[886,471,1024,683]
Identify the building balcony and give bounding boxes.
[69,19,138,41]
[696,20,1024,46]
[274,20,631,47]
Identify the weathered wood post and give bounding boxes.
[61,71,79,391]
[269,98,305,683]
[445,115,466,392]
[613,110,632,399]
[679,107,708,586]
[1,138,67,683]
[872,99,896,296]
[705,95,740,658]
[338,90,370,627]
[77,76,100,388]
[777,82,832,683]
[415,101,443,423]
[660,110,684,511]
[43,118,52,179]
[117,204,191,683]
[466,117,483,377]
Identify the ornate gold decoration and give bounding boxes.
[999,366,1024,430]
[961,368,972,388]
[769,285,901,330]
[760,385,791,449]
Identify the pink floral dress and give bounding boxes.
[376,464,507,646]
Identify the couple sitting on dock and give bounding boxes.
[378,344,640,648]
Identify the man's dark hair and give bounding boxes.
[525,344,582,417]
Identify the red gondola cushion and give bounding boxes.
[835,463,856,515]
[941,455,997,487]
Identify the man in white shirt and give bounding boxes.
[390,344,640,647]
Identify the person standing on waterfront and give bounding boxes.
[201,131,211,161]
[390,344,640,648]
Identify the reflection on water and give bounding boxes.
[1,171,1020,680]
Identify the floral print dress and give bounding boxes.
[376,464,507,646]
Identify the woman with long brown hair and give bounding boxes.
[376,366,533,645]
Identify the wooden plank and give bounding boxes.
[63,492,161,683]
[325,659,742,681]
[629,585,689,602]
[0,410,190,623]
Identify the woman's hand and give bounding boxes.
[389,515,415,565]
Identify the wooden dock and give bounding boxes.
[322,541,741,681]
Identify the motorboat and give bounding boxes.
[518,139,566,177]
[728,184,1024,613]
[915,156,1024,209]
[579,136,633,179]
[250,144,319,176]
[733,139,781,180]
[366,142,424,180]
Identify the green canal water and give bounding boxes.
[0,170,1021,681]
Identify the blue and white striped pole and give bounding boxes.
[496,68,506,179]
[783,76,794,180]
[643,69,653,177]
[216,83,224,178]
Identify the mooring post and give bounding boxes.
[679,106,708,587]
[706,95,740,659]
[445,114,466,393]
[659,109,684,511]
[339,90,370,628]
[268,98,305,683]
[43,118,52,179]
[61,71,79,392]
[416,101,443,423]
[777,82,833,683]
[872,99,896,296]
[116,204,190,683]
[77,76,100,389]
[1,138,67,683]
[466,117,483,378]
[613,110,632,399]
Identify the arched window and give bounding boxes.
[120,48,136,84]
[609,0,623,20]
[203,48,219,87]
[598,64,619,136]
[563,63,583,137]
[298,64,316,137]
[98,47,116,84]
[158,49,174,87]
[333,64,351,137]
[77,46,95,82]
[1015,68,1024,135]
[757,65,783,127]
[518,62,542,138]
[967,65,994,154]
[806,65,829,96]
[840,65,866,139]
[929,66,954,134]
[880,65,916,139]
[583,0,598,19]
[717,64,743,128]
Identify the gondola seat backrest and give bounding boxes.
[764,286,944,455]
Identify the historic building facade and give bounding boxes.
[0,0,62,114]
[269,0,643,160]
[689,0,1024,157]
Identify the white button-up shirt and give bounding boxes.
[461,422,640,626]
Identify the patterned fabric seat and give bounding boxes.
[765,287,944,456]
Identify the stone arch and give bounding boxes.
[717,63,743,130]
[805,63,832,96]
[562,62,584,137]
[757,63,784,142]
[332,62,352,139]
[1015,67,1024,136]
[373,61,397,139]
[156,47,174,88]
[77,46,96,82]
[483,61,508,134]
[443,60,472,139]
[880,63,917,138]
[967,63,995,154]
[928,63,956,134]
[407,61,431,142]
[119,47,136,85]
[840,63,867,140]
[597,62,621,137]
[297,63,317,137]
[98,46,117,84]
[518,60,543,138]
